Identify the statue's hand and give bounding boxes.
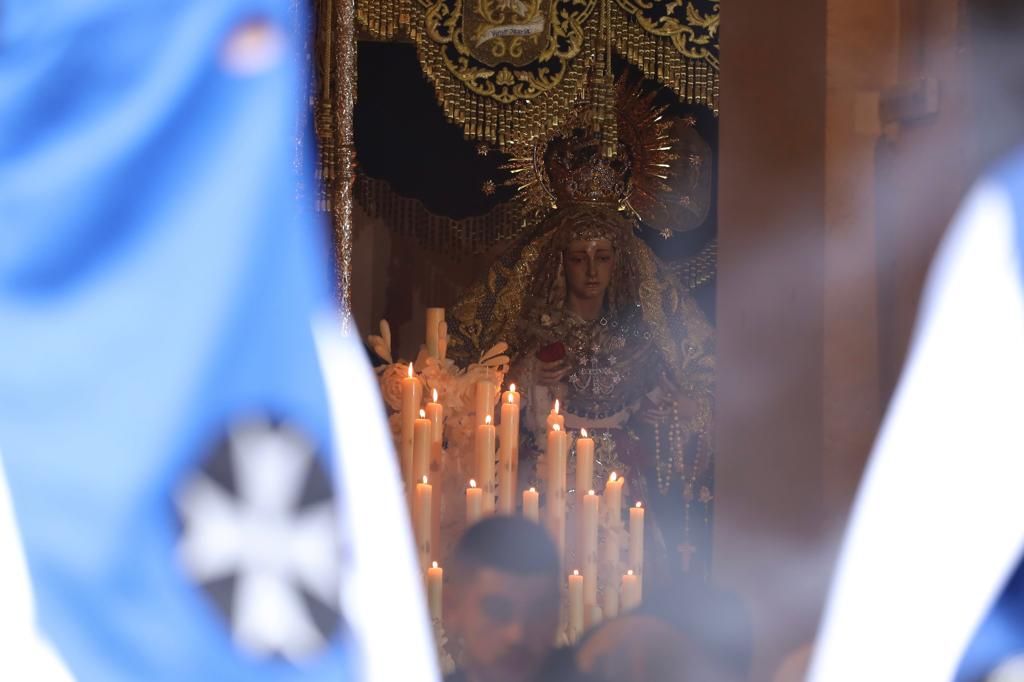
[536,359,570,387]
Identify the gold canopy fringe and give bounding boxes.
[610,10,719,114]
[354,0,717,152]
[354,175,527,258]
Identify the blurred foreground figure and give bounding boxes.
[808,148,1024,680]
[0,2,434,680]
[446,517,590,682]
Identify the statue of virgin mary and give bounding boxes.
[447,82,716,587]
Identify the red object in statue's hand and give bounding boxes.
[536,342,566,363]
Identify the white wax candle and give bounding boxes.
[415,476,432,572]
[427,561,443,622]
[568,570,584,643]
[545,424,568,566]
[502,383,521,407]
[475,379,495,425]
[413,409,431,486]
[425,307,445,359]
[497,394,519,514]
[504,383,521,487]
[575,428,594,498]
[426,390,444,545]
[546,398,565,433]
[605,472,623,528]
[476,415,496,513]
[621,570,641,610]
[466,479,483,525]
[523,487,539,522]
[603,527,621,618]
[400,363,422,499]
[581,490,599,606]
[629,501,645,599]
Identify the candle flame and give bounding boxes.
[529,486,536,492]
[581,428,588,438]
[408,362,414,378]
[419,408,426,418]
[636,501,643,508]
[510,383,516,393]
[610,472,618,482]
[469,479,477,488]
[627,569,635,576]
[588,490,596,496]
[508,393,514,404]
[573,569,580,576]
[552,423,561,432]
[433,388,438,402]
[485,414,492,425]
[422,475,428,484]
[554,399,560,414]
[432,561,439,569]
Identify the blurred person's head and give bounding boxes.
[575,614,742,682]
[446,516,561,682]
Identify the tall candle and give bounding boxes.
[629,501,645,599]
[427,561,443,621]
[621,570,641,610]
[545,424,568,566]
[412,409,431,486]
[425,307,445,359]
[466,479,483,525]
[605,472,624,527]
[568,570,584,643]
[575,428,594,497]
[400,363,422,498]
[497,393,519,514]
[475,379,495,425]
[425,390,444,546]
[581,490,599,606]
[415,476,432,572]
[476,415,496,513]
[546,399,565,433]
[602,520,621,618]
[504,383,521,487]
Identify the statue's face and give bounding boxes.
[564,238,614,302]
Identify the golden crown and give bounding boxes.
[543,133,631,207]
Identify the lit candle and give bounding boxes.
[621,570,641,610]
[575,428,594,500]
[497,392,520,514]
[427,561,443,621]
[425,390,444,546]
[602,472,624,617]
[546,399,565,433]
[466,479,483,525]
[629,501,645,599]
[415,476,432,572]
[568,570,584,643]
[475,379,495,425]
[605,472,624,527]
[523,486,539,522]
[502,382,521,406]
[581,490,599,606]
[425,307,445,359]
[413,409,431,487]
[400,363,422,499]
[476,415,496,513]
[545,423,568,566]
